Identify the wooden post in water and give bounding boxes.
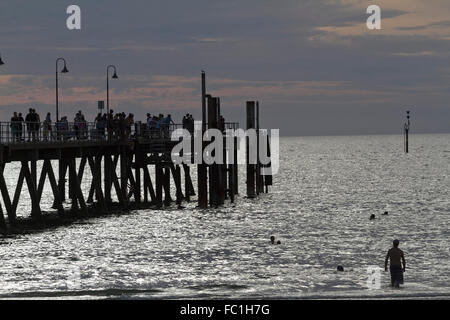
[163,166,172,206]
[120,147,129,207]
[198,72,208,208]
[264,132,273,192]
[31,159,37,190]
[404,110,410,154]
[0,163,15,224]
[0,200,6,229]
[233,135,238,195]
[0,161,6,227]
[68,158,76,201]
[58,159,67,202]
[184,165,190,202]
[217,98,225,205]
[227,141,235,202]
[134,150,141,204]
[143,163,149,204]
[207,96,219,207]
[68,158,79,211]
[104,154,112,204]
[255,101,264,195]
[155,162,164,207]
[246,101,256,198]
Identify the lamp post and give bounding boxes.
[55,58,69,122]
[106,65,118,117]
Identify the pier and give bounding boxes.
[0,76,273,232]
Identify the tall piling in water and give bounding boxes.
[246,101,256,198]
[207,96,219,207]
[198,71,208,208]
[255,101,265,195]
[404,110,410,154]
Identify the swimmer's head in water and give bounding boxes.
[393,239,400,247]
[276,240,281,245]
[270,236,275,243]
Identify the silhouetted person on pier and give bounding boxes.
[188,114,194,134]
[183,114,194,135]
[10,112,20,142]
[118,113,126,139]
[145,115,153,138]
[146,114,154,138]
[25,109,39,141]
[17,113,24,141]
[95,113,106,139]
[74,112,81,140]
[162,114,174,138]
[79,111,88,139]
[107,110,114,139]
[58,116,69,140]
[33,109,40,141]
[182,114,188,129]
[111,113,119,139]
[155,114,163,138]
[42,113,52,141]
[125,113,134,139]
[25,108,33,141]
[385,239,406,288]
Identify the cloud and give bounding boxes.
[392,51,435,57]
[1,0,450,135]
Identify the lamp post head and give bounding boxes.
[112,72,118,79]
[0,56,4,66]
[61,65,69,73]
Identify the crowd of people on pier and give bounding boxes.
[7,109,201,143]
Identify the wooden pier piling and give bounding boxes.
[246,101,256,199]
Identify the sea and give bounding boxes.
[0,134,449,299]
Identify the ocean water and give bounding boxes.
[0,134,449,299]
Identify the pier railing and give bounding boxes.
[0,121,239,145]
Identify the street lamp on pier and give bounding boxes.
[55,58,69,122]
[106,65,118,117]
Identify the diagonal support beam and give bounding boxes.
[67,159,88,214]
[45,160,64,214]
[142,165,156,204]
[37,161,49,203]
[22,161,42,220]
[12,166,25,215]
[0,163,15,224]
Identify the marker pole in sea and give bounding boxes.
[404,111,410,153]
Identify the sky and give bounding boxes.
[1,0,450,136]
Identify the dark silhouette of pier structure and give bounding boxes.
[0,74,273,232]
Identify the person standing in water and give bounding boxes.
[385,239,406,288]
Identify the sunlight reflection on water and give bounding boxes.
[0,134,449,299]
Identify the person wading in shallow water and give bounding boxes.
[384,239,406,288]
